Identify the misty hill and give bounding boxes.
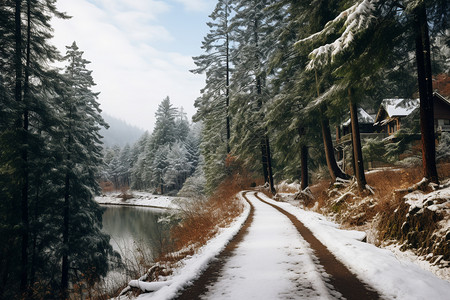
[100,113,145,148]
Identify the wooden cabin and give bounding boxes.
[433,92,450,133]
[373,93,450,135]
[336,108,376,143]
[373,98,419,135]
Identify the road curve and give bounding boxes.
[254,193,381,300]
[174,191,381,300]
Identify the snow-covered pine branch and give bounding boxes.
[295,0,380,70]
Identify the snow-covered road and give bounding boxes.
[136,191,449,300]
[199,192,336,299]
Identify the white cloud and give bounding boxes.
[51,0,206,131]
[172,0,212,12]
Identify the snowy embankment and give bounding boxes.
[257,192,450,300]
[128,191,449,300]
[135,192,251,300]
[95,191,183,210]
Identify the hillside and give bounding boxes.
[100,113,145,148]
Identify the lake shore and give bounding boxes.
[95,191,185,210]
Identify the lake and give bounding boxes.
[101,205,176,286]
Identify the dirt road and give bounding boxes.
[174,192,381,299]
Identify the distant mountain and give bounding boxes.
[100,113,146,148]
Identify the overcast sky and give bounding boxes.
[51,0,216,131]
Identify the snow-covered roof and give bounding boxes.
[379,98,419,118]
[434,92,450,106]
[342,107,375,126]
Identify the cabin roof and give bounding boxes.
[342,108,375,126]
[433,92,450,106]
[379,98,419,118]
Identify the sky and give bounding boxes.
[51,0,216,131]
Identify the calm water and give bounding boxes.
[101,205,173,262]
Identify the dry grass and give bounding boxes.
[366,167,422,210]
[308,179,332,209]
[437,162,450,178]
[305,163,449,265]
[306,163,449,226]
[158,169,256,267]
[99,181,115,193]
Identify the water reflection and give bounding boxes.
[101,205,172,262]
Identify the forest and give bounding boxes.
[0,0,449,299]
[0,1,119,298]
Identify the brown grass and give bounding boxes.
[308,179,332,209]
[305,163,449,228]
[99,181,115,193]
[437,162,450,179]
[366,167,422,211]
[159,168,256,265]
[306,163,449,264]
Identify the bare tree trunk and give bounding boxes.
[320,108,349,181]
[300,145,308,190]
[349,88,367,192]
[315,70,349,181]
[413,3,439,184]
[265,133,276,194]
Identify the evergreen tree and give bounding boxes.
[192,0,234,192]
[0,0,69,296]
[229,0,278,194]
[152,96,177,147]
[59,42,117,297]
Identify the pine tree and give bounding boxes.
[152,96,177,147]
[59,42,116,297]
[192,0,234,153]
[229,0,278,194]
[0,0,69,296]
[191,0,234,192]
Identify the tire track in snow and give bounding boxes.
[176,192,333,299]
[173,192,255,300]
[254,192,381,300]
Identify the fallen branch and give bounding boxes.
[128,279,173,292]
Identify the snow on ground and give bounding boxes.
[199,193,331,300]
[135,192,252,300]
[126,191,449,300]
[257,192,450,300]
[95,191,184,209]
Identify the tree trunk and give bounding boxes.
[260,134,269,183]
[315,70,349,181]
[265,133,276,194]
[413,3,439,184]
[61,104,73,298]
[300,144,308,190]
[226,26,231,154]
[253,14,275,194]
[15,0,29,294]
[61,171,70,299]
[349,88,367,191]
[319,108,349,181]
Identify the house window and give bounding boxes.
[444,119,450,125]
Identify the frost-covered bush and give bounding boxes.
[384,130,418,163]
[362,137,387,166]
[177,175,207,199]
